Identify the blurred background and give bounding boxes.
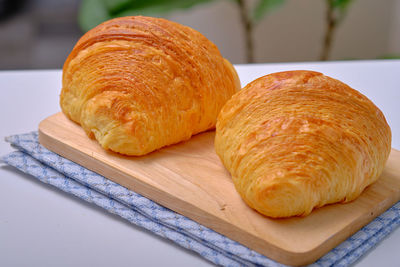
[0,0,399,70]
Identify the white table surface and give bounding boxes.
[1,60,399,267]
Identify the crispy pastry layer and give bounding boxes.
[215,70,391,218]
[61,16,240,155]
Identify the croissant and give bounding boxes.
[60,16,240,155]
[215,70,391,218]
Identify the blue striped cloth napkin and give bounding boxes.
[2,132,399,267]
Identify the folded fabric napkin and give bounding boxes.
[2,132,399,267]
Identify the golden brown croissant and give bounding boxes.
[215,70,391,218]
[60,16,240,155]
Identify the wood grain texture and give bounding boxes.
[38,112,400,266]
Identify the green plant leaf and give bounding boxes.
[331,0,353,10]
[330,0,354,22]
[115,0,214,16]
[79,0,215,32]
[252,0,285,23]
[102,0,132,11]
[79,0,111,32]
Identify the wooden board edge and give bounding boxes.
[37,113,400,266]
[37,117,292,263]
[300,192,400,265]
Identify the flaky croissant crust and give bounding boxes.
[61,16,240,155]
[215,70,391,218]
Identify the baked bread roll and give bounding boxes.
[61,16,240,155]
[215,70,391,218]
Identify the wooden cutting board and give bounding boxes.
[38,112,400,266]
